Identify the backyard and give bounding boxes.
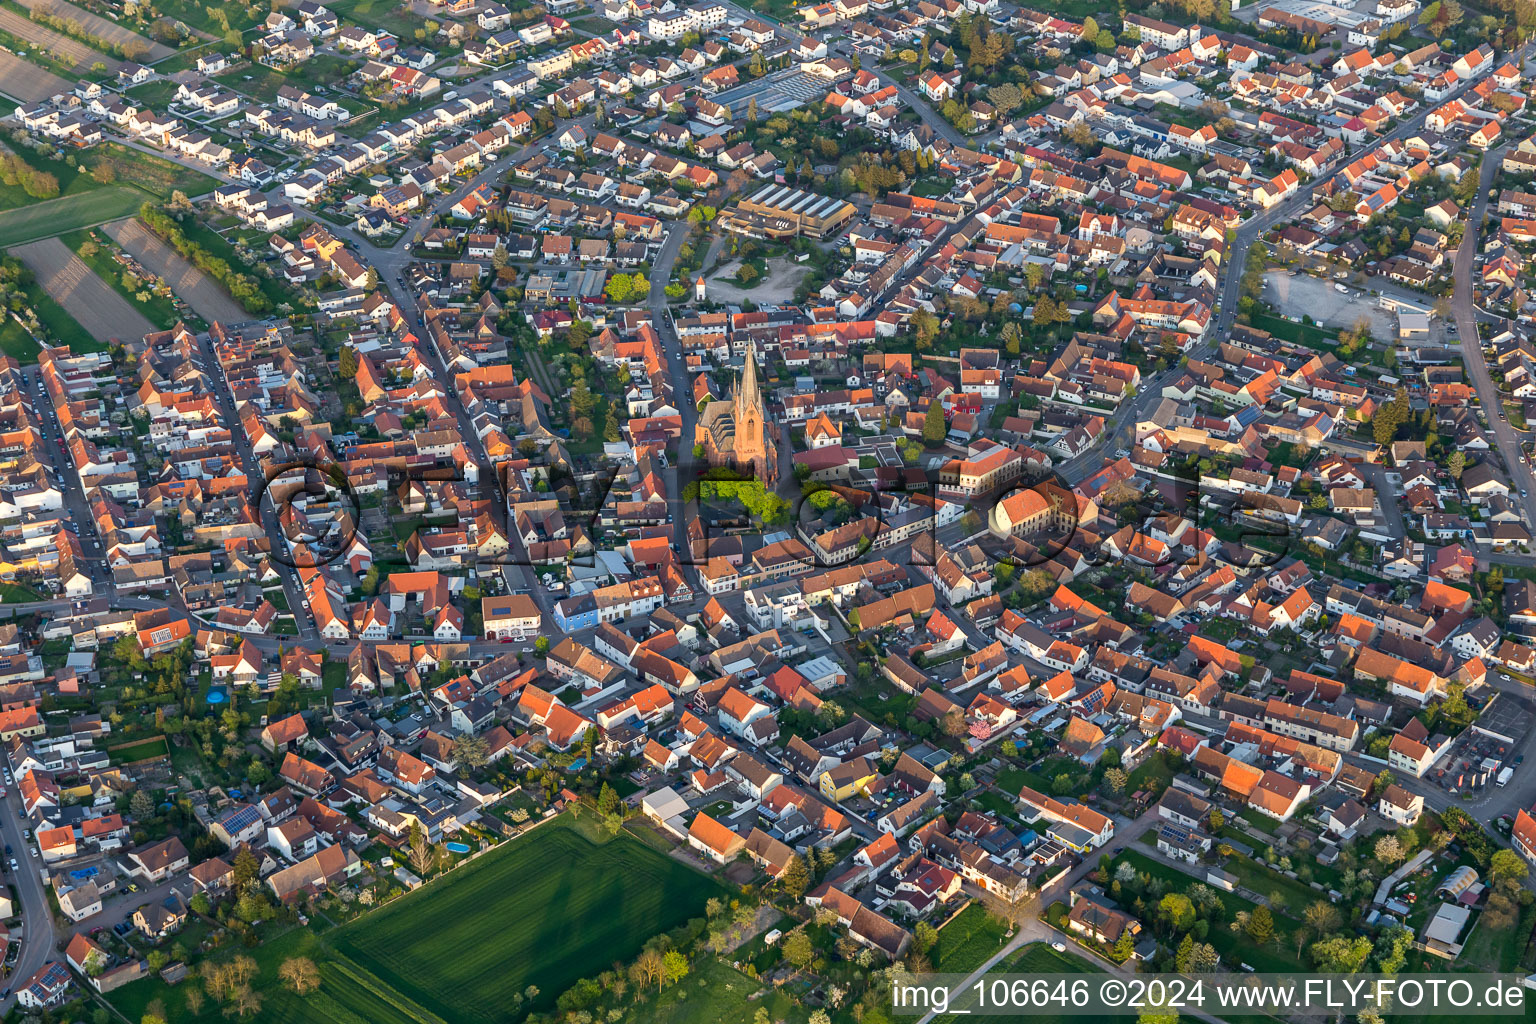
[932,901,1010,973]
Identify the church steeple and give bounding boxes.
[738,350,760,414]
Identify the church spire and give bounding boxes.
[739,350,760,413]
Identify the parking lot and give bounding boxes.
[1263,270,1401,339]
[1430,695,1534,796]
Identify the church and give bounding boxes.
[695,353,778,485]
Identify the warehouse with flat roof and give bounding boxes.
[722,184,856,240]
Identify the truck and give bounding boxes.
[1335,283,1351,294]
[1499,766,1515,787]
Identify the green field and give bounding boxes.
[0,188,146,245]
[109,923,430,1024]
[0,316,37,362]
[111,818,724,1024]
[334,820,725,1022]
[0,142,215,244]
[933,902,1010,973]
[0,144,101,212]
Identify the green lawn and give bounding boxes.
[89,142,220,198]
[1249,312,1340,352]
[0,315,37,361]
[1219,853,1322,921]
[326,0,431,38]
[332,818,726,1022]
[1110,851,1302,973]
[934,943,1103,1024]
[618,957,808,1024]
[0,581,41,602]
[933,901,1011,973]
[109,735,170,763]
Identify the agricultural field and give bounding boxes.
[11,236,157,344]
[109,818,722,1024]
[0,188,145,244]
[333,818,726,1022]
[0,48,72,101]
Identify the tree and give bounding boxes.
[781,852,810,899]
[631,948,666,990]
[227,984,263,1019]
[1176,933,1195,972]
[1102,767,1128,795]
[1447,449,1465,479]
[1247,905,1274,944]
[408,824,436,876]
[337,345,358,380]
[1490,848,1528,885]
[911,309,939,350]
[232,845,260,891]
[1311,935,1372,973]
[1063,121,1095,148]
[1112,928,1136,961]
[922,399,947,445]
[455,733,488,769]
[1160,892,1195,931]
[1304,900,1341,935]
[939,707,966,737]
[1080,14,1099,39]
[279,957,321,995]
[130,788,155,820]
[783,929,816,971]
[1374,834,1404,865]
[534,636,550,656]
[913,920,939,956]
[661,949,690,986]
[988,82,1024,115]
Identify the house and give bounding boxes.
[124,837,190,883]
[688,812,745,863]
[1378,783,1423,825]
[1066,894,1141,946]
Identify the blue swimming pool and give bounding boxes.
[445,841,470,854]
[206,688,228,705]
